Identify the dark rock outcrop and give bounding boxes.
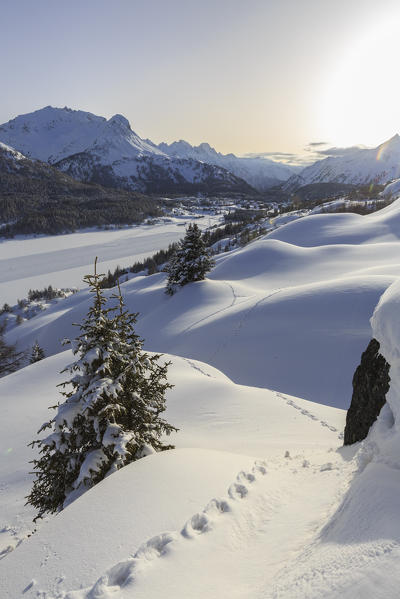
[344,338,390,445]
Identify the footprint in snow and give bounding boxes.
[65,460,268,597]
[135,532,178,559]
[228,482,248,500]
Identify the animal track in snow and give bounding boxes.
[179,280,240,336]
[210,288,282,361]
[183,358,213,378]
[275,392,342,439]
[135,532,178,559]
[228,482,249,499]
[0,525,25,560]
[61,460,268,599]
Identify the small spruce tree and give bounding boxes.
[30,341,45,364]
[165,223,214,295]
[27,259,177,520]
[0,323,25,377]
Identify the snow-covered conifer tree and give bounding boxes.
[0,323,24,377]
[27,260,177,520]
[165,223,214,295]
[30,341,45,364]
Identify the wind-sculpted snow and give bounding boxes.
[3,187,400,596]
[9,201,400,407]
[267,197,400,246]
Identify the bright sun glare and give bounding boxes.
[318,14,400,149]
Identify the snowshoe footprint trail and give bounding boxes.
[44,452,351,599]
[57,460,268,599]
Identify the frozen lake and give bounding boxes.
[0,215,221,304]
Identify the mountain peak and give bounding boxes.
[382,133,400,147]
[108,114,131,130]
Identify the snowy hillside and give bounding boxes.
[3,195,400,597]
[0,141,26,163]
[285,134,400,191]
[0,351,345,598]
[381,177,400,199]
[7,198,400,407]
[0,107,293,192]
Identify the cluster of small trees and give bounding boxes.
[100,243,179,289]
[27,286,66,302]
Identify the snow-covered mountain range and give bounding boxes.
[3,106,400,197]
[285,134,400,191]
[158,139,297,190]
[0,107,296,193]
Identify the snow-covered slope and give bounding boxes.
[267,197,400,246]
[4,192,400,597]
[158,140,297,190]
[0,141,26,163]
[285,134,400,191]
[381,177,400,199]
[269,279,400,598]
[8,199,400,408]
[0,107,253,194]
[0,350,345,598]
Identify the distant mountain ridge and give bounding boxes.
[284,134,400,192]
[0,106,296,193]
[158,140,297,190]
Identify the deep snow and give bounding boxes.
[8,199,400,407]
[0,351,345,598]
[2,198,400,597]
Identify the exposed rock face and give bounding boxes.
[344,338,390,445]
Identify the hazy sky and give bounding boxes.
[2,0,400,158]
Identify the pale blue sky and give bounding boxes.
[2,0,400,156]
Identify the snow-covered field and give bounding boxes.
[2,199,400,597]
